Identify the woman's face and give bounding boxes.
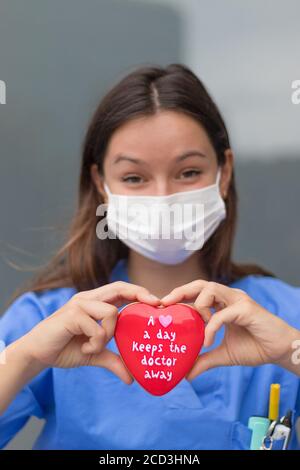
[92,110,233,199]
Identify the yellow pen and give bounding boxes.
[268,383,281,421]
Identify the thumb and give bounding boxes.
[185,345,230,381]
[89,349,134,385]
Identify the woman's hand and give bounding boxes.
[161,281,300,379]
[19,281,160,384]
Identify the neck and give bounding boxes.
[127,250,209,299]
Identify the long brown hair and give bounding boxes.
[12,63,274,300]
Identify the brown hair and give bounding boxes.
[12,63,274,300]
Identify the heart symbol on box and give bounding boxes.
[115,302,205,396]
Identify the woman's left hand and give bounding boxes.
[160,281,300,379]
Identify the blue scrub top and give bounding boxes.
[0,258,299,450]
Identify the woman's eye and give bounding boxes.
[122,175,144,184]
[179,169,202,179]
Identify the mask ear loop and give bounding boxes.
[216,167,222,185]
[216,167,227,199]
[102,183,112,207]
[103,182,111,196]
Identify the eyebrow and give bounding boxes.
[113,150,207,165]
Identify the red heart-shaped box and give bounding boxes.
[115,302,205,396]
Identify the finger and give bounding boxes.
[214,301,227,312]
[67,313,107,354]
[75,299,118,341]
[89,348,134,385]
[185,346,230,380]
[162,281,246,308]
[194,294,214,323]
[193,284,229,322]
[81,330,107,355]
[75,299,118,320]
[204,304,244,347]
[75,282,161,307]
[160,280,209,306]
[199,282,246,308]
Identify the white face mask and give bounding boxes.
[103,169,226,265]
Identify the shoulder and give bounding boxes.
[0,287,76,345]
[230,275,300,328]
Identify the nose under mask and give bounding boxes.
[103,169,226,265]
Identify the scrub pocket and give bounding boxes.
[230,420,253,450]
[160,404,253,450]
[155,376,253,450]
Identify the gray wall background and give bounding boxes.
[0,0,299,449]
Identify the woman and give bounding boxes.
[0,64,299,450]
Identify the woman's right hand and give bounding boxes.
[18,281,160,384]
